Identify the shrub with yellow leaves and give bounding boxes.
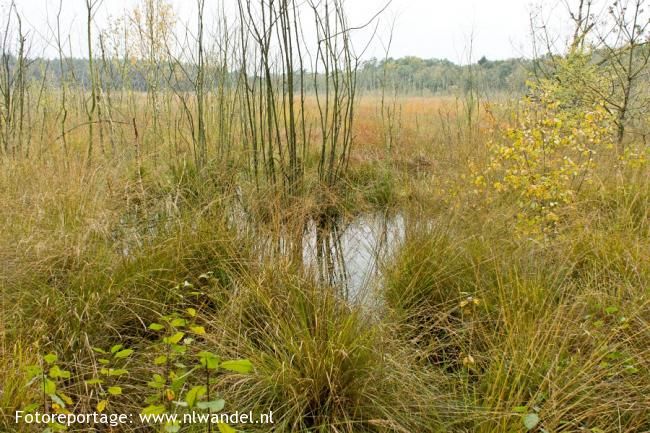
[619,143,650,169]
[476,80,616,237]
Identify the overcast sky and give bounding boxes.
[5,0,571,62]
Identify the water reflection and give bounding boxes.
[302,212,405,301]
[117,200,406,302]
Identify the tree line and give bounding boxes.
[3,54,531,95]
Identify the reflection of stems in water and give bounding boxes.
[262,211,403,300]
[315,223,334,285]
[376,209,390,262]
[331,223,349,298]
[335,229,349,297]
[315,216,349,298]
[361,209,392,284]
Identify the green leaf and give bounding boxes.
[185,385,206,409]
[523,413,540,430]
[217,423,237,433]
[170,318,187,328]
[99,368,128,376]
[171,375,189,391]
[153,373,165,383]
[513,406,528,413]
[171,344,187,354]
[43,353,58,364]
[164,421,181,433]
[186,308,197,317]
[607,351,623,360]
[85,378,103,385]
[25,365,43,380]
[48,366,71,379]
[110,344,123,354]
[148,373,165,389]
[198,352,220,370]
[154,355,168,365]
[164,332,185,345]
[144,392,161,404]
[197,399,225,412]
[149,323,165,331]
[22,403,39,413]
[604,306,619,315]
[108,386,122,395]
[145,394,160,404]
[141,405,166,415]
[98,358,110,365]
[43,379,56,395]
[114,349,134,359]
[220,359,253,374]
[148,381,164,389]
[92,347,107,355]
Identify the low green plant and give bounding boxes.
[18,287,253,433]
[85,344,134,415]
[143,307,253,433]
[23,352,73,432]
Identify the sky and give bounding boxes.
[5,0,568,62]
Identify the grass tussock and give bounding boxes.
[205,268,444,432]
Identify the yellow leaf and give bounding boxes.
[217,423,237,433]
[97,400,108,413]
[59,392,73,405]
[190,326,206,335]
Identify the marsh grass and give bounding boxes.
[1,95,649,432]
[382,162,650,432]
[1,0,648,429]
[202,266,448,433]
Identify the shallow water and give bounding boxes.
[301,212,405,301]
[117,202,406,301]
